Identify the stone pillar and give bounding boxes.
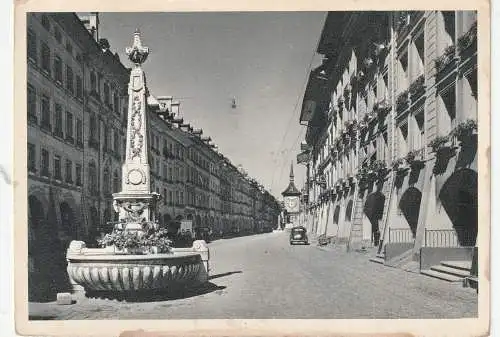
[193,240,210,283]
[112,30,161,229]
[66,241,87,297]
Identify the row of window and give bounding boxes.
[28,26,123,116]
[39,14,79,60]
[27,83,84,146]
[28,143,82,186]
[28,29,84,100]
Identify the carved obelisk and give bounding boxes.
[112,29,160,228]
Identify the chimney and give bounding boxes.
[157,96,173,113]
[77,12,100,42]
[171,101,180,118]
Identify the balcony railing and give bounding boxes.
[424,229,476,247]
[388,228,414,243]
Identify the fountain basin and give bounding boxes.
[66,240,209,293]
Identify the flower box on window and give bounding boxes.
[396,11,410,35]
[396,91,410,113]
[409,74,425,99]
[451,119,478,143]
[428,135,451,153]
[368,160,388,180]
[344,119,358,136]
[435,45,458,74]
[405,149,425,168]
[392,158,409,173]
[457,21,477,58]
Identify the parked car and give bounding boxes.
[289,226,309,245]
[195,227,212,243]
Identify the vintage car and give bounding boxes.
[195,227,212,243]
[289,226,309,245]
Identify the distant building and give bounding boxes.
[298,11,477,278]
[281,163,302,228]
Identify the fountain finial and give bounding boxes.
[126,29,149,65]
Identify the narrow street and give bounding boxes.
[29,231,477,320]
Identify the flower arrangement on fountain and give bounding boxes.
[98,221,173,255]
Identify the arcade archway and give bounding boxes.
[364,191,386,244]
[29,195,70,301]
[399,187,422,237]
[59,201,77,242]
[439,169,478,246]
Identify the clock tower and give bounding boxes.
[281,162,302,226]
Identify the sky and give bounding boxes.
[98,12,326,200]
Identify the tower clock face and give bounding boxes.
[285,197,299,212]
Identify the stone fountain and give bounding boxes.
[66,30,209,296]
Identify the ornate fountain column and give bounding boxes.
[65,30,210,297]
[112,29,160,228]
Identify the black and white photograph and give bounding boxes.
[14,4,490,337]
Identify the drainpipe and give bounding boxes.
[80,52,88,241]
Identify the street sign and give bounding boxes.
[301,100,316,122]
[300,141,311,151]
[297,151,310,164]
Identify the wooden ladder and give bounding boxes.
[376,169,396,255]
[347,186,365,252]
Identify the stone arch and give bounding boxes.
[28,195,47,255]
[345,199,354,221]
[364,191,386,238]
[59,201,77,241]
[29,195,70,301]
[398,187,422,237]
[439,168,478,246]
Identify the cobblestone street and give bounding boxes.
[29,231,478,320]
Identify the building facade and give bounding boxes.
[298,11,477,273]
[27,12,281,301]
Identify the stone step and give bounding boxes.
[430,265,470,278]
[420,269,463,282]
[441,260,472,271]
[369,256,385,264]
